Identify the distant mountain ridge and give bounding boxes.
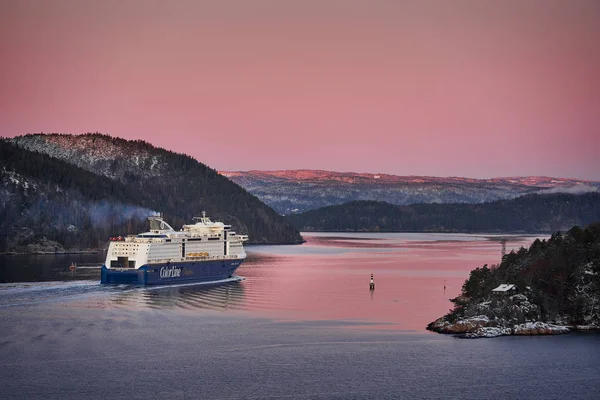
[1,133,302,252]
[221,170,600,214]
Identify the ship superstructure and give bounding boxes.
[101,213,248,285]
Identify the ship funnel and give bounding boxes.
[148,215,174,231]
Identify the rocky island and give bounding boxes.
[428,223,600,338]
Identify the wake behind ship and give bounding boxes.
[101,213,248,285]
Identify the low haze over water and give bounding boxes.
[1,233,599,399]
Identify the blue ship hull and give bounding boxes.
[101,259,244,285]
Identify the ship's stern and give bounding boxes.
[101,265,148,285]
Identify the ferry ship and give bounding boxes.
[100,213,248,285]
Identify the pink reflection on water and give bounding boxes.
[239,234,545,331]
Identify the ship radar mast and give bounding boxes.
[192,211,212,225]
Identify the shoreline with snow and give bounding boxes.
[426,315,599,338]
[427,293,600,338]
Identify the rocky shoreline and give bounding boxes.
[427,315,577,338]
[0,235,104,255]
[427,293,599,338]
[1,250,102,256]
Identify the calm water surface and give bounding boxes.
[1,233,599,399]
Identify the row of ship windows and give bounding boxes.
[151,243,223,248]
[164,238,221,242]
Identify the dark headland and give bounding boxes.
[0,134,303,254]
[427,223,600,338]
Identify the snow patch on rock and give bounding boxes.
[513,322,570,335]
[464,326,513,338]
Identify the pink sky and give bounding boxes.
[1,0,599,179]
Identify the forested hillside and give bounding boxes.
[286,193,600,233]
[428,223,600,335]
[1,134,302,252]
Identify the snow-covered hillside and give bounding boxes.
[221,170,600,214]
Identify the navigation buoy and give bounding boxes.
[369,273,375,291]
[69,262,77,271]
